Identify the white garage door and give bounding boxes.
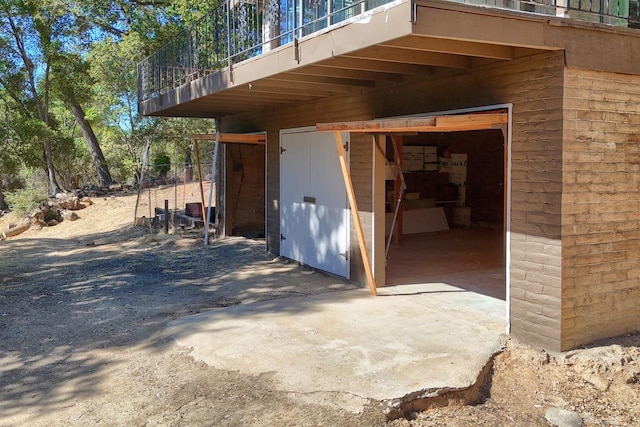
[280,128,350,278]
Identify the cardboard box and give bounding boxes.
[423,161,438,171]
[403,159,423,172]
[450,153,467,167]
[386,207,450,235]
[402,207,450,234]
[424,146,437,157]
[403,146,424,161]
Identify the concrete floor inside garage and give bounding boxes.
[385,227,506,301]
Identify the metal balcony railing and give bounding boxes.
[137,0,640,104]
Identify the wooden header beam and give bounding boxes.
[189,133,266,145]
[316,112,508,134]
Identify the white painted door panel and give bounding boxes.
[280,129,349,278]
[280,132,311,265]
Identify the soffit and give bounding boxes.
[140,1,553,118]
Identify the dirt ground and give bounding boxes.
[1,186,639,426]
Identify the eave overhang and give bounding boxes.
[138,0,639,118]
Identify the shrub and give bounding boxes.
[153,153,171,178]
[4,188,48,215]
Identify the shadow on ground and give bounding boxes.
[0,227,361,423]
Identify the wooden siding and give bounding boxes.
[225,143,265,236]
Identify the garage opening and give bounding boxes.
[384,128,506,301]
[316,107,510,309]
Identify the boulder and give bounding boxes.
[59,197,81,210]
[545,407,583,427]
[29,207,44,219]
[61,210,79,221]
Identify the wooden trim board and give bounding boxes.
[190,133,266,145]
[316,112,508,133]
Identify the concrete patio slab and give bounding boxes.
[164,282,506,416]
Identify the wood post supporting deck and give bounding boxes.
[333,131,378,296]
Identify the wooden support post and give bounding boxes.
[394,135,404,244]
[334,131,378,296]
[204,133,220,246]
[373,134,386,287]
[194,140,207,221]
[164,199,169,234]
[182,165,187,209]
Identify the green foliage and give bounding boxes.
[167,0,221,29]
[0,0,219,192]
[153,152,171,178]
[4,187,48,215]
[43,206,59,222]
[115,155,138,184]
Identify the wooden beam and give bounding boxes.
[226,88,318,102]
[343,46,471,69]
[247,79,348,95]
[190,133,266,145]
[318,57,435,76]
[318,118,437,133]
[380,36,515,60]
[268,73,376,88]
[219,133,266,144]
[289,64,402,82]
[232,83,335,99]
[333,131,378,296]
[190,134,221,141]
[317,113,508,133]
[436,113,508,128]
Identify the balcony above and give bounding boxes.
[138,0,640,118]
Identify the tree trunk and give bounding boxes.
[184,146,193,181]
[0,188,7,211]
[44,138,61,195]
[69,100,113,187]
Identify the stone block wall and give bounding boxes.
[561,68,640,349]
[222,51,568,349]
